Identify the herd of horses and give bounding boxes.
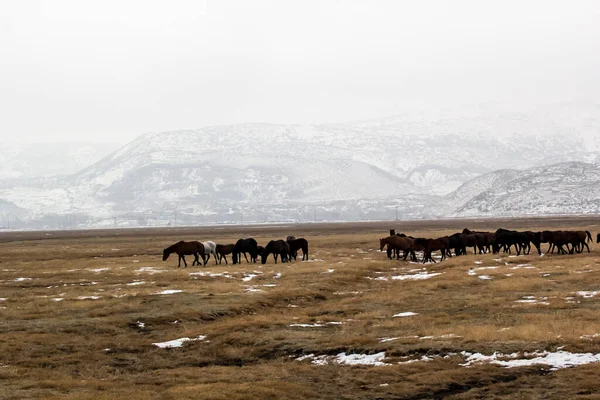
[161,226,597,268]
[380,228,597,264]
[162,236,309,268]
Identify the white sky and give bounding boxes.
[1,0,599,143]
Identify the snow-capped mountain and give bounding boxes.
[2,102,600,228]
[448,162,600,217]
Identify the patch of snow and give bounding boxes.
[135,267,166,274]
[153,335,206,349]
[391,272,442,281]
[14,277,32,282]
[154,289,183,295]
[242,274,257,282]
[77,296,101,300]
[289,323,324,328]
[393,312,418,317]
[478,275,492,280]
[127,281,145,286]
[88,268,110,273]
[296,352,389,366]
[577,291,600,298]
[461,350,600,371]
[136,321,145,328]
[398,355,434,364]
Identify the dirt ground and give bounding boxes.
[2,217,600,399]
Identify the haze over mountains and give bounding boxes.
[2,103,600,229]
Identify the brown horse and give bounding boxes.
[414,237,450,263]
[162,241,205,268]
[379,236,414,260]
[215,243,234,264]
[261,240,290,264]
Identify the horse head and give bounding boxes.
[379,238,386,251]
[232,252,238,264]
[162,249,170,261]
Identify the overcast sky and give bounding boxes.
[1,0,599,144]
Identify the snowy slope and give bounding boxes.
[2,102,600,228]
[451,162,600,217]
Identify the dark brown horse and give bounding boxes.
[261,240,290,264]
[379,236,414,260]
[287,237,309,261]
[162,241,205,268]
[215,243,234,264]
[414,237,450,263]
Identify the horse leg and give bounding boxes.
[243,253,250,263]
[178,254,181,268]
[585,242,591,253]
[274,254,278,264]
[182,255,187,268]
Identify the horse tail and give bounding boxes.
[586,231,592,243]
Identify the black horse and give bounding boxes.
[287,237,309,261]
[261,240,290,264]
[232,238,259,264]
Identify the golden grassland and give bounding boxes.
[2,218,600,399]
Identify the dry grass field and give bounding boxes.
[3,217,600,399]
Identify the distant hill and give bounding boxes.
[2,103,600,228]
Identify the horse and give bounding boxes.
[232,238,259,264]
[162,241,205,268]
[597,233,600,244]
[287,237,309,261]
[540,230,575,254]
[202,241,218,264]
[215,243,234,264]
[261,240,290,264]
[463,229,495,253]
[457,233,486,255]
[448,233,464,256]
[523,231,542,255]
[379,236,414,261]
[493,229,529,255]
[414,237,450,263]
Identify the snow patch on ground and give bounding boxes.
[296,352,388,366]
[577,291,600,298]
[461,350,600,370]
[393,312,418,317]
[153,335,206,349]
[135,267,166,274]
[153,289,183,295]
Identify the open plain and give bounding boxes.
[2,217,600,399]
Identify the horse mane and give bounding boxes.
[165,241,184,252]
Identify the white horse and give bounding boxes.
[202,241,218,265]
